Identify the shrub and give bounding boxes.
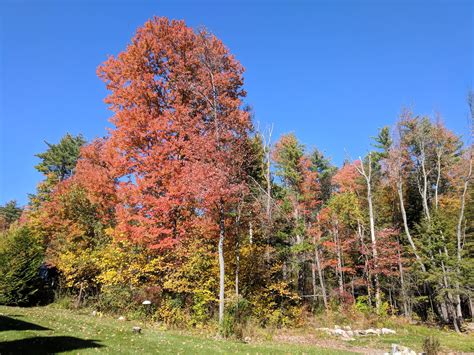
[354,295,390,318]
[423,336,440,355]
[97,285,135,313]
[221,295,251,338]
[156,297,190,327]
[0,226,45,305]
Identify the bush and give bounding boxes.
[156,297,191,327]
[221,295,251,339]
[423,336,440,355]
[354,295,390,318]
[0,226,45,306]
[97,285,135,313]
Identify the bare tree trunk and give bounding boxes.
[468,296,474,319]
[333,223,344,297]
[235,235,240,298]
[441,228,463,322]
[397,180,426,272]
[439,300,449,322]
[367,267,372,306]
[351,278,355,304]
[356,154,381,312]
[440,252,461,333]
[455,153,472,319]
[419,142,431,221]
[311,260,317,306]
[434,150,442,210]
[249,221,253,245]
[235,203,243,298]
[357,221,371,298]
[218,202,225,327]
[260,124,273,221]
[314,234,328,309]
[398,246,409,317]
[75,283,84,308]
[266,147,272,220]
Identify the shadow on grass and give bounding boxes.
[0,315,50,332]
[0,336,104,354]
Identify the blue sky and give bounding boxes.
[0,0,472,205]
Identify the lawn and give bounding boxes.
[1,306,473,354]
[0,306,353,354]
[273,319,474,354]
[348,322,474,353]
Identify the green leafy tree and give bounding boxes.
[35,133,86,182]
[310,149,336,204]
[0,200,23,232]
[30,133,86,207]
[0,226,44,305]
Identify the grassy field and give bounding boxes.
[0,305,353,354]
[348,322,474,353]
[1,305,473,354]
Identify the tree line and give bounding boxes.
[1,17,472,334]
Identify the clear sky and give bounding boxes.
[0,0,472,205]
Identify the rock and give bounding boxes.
[340,336,355,341]
[343,325,351,331]
[389,344,417,355]
[243,336,251,343]
[132,326,141,334]
[465,326,474,332]
[365,328,378,335]
[317,326,397,339]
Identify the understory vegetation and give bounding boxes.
[1,16,473,346]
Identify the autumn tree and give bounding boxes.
[97,17,251,327]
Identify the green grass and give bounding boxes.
[2,306,472,354]
[0,306,352,354]
[348,321,474,353]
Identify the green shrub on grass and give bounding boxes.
[423,336,441,355]
[97,285,135,313]
[221,295,251,339]
[0,226,44,306]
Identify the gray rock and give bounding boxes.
[389,344,418,355]
[465,322,474,333]
[341,336,355,341]
[132,326,141,334]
